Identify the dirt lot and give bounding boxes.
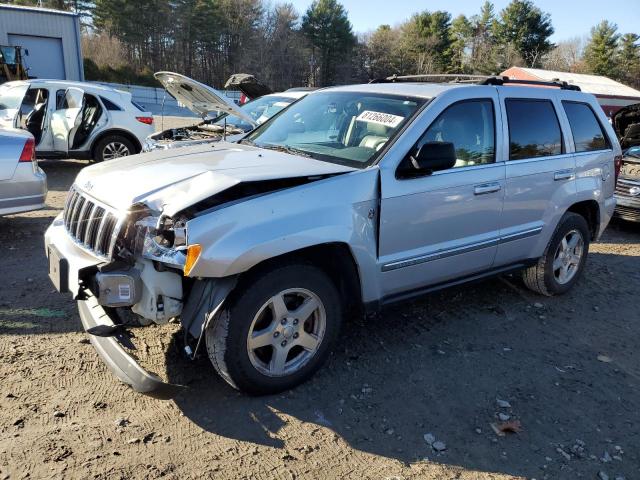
[1,135,639,479]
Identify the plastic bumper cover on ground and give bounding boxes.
[78,289,184,400]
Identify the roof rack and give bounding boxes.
[482,76,581,91]
[369,73,581,91]
[369,74,490,84]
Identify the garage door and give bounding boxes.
[8,34,65,80]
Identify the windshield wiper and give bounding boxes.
[259,144,313,158]
[239,138,257,147]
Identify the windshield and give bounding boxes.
[211,95,295,132]
[244,91,424,168]
[0,84,28,111]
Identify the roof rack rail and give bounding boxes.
[369,73,581,91]
[369,74,491,84]
[481,76,581,91]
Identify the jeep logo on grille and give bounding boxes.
[630,186,640,197]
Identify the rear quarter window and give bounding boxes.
[506,99,563,160]
[100,96,123,111]
[562,101,610,152]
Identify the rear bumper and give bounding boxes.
[78,289,184,400]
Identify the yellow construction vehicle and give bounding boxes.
[0,45,28,83]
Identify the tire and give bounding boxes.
[522,212,590,296]
[93,135,136,162]
[206,264,342,395]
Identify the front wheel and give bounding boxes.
[93,135,136,162]
[206,264,342,395]
[522,212,590,296]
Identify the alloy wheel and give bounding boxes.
[552,229,584,284]
[102,142,130,160]
[246,288,326,377]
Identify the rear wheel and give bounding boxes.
[93,135,136,162]
[205,264,342,395]
[522,212,590,296]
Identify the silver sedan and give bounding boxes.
[0,128,47,215]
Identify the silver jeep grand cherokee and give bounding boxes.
[44,78,619,398]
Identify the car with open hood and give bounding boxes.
[0,80,154,162]
[143,72,309,152]
[45,78,618,398]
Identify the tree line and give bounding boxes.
[6,0,640,90]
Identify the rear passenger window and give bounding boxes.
[417,99,496,168]
[562,101,610,152]
[506,99,563,160]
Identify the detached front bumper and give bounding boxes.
[78,289,184,400]
[45,213,185,399]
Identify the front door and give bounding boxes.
[50,87,84,154]
[379,93,505,299]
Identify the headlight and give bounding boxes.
[134,216,186,268]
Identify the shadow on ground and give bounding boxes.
[166,249,640,479]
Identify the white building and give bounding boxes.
[0,4,83,81]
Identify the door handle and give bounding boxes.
[474,183,501,195]
[554,170,574,181]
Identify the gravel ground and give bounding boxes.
[1,128,639,479]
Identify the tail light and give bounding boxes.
[19,137,36,163]
[614,155,622,184]
[239,93,248,105]
[136,116,154,125]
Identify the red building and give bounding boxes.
[501,67,640,117]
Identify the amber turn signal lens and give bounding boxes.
[184,244,202,276]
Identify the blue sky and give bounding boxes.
[288,0,640,41]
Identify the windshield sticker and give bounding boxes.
[356,110,404,128]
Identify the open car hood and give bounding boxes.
[224,73,272,100]
[155,72,256,126]
[613,103,640,149]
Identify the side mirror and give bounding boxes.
[400,142,456,177]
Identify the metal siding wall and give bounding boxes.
[0,7,82,80]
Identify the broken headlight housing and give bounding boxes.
[134,215,187,269]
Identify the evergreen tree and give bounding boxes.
[618,33,640,87]
[493,0,554,68]
[450,15,473,73]
[301,0,355,86]
[470,1,499,74]
[583,20,620,77]
[401,10,452,74]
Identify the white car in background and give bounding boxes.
[0,80,155,162]
[144,72,310,151]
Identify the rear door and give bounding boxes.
[494,89,576,266]
[379,88,506,298]
[50,87,84,153]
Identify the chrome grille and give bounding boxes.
[615,179,640,198]
[63,187,125,259]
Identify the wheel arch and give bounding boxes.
[566,199,600,240]
[232,242,364,316]
[90,128,142,158]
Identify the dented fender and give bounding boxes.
[185,168,383,303]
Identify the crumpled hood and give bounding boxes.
[74,142,356,216]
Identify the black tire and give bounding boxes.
[93,135,136,162]
[522,212,590,296]
[206,264,342,395]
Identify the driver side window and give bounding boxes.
[416,99,496,169]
